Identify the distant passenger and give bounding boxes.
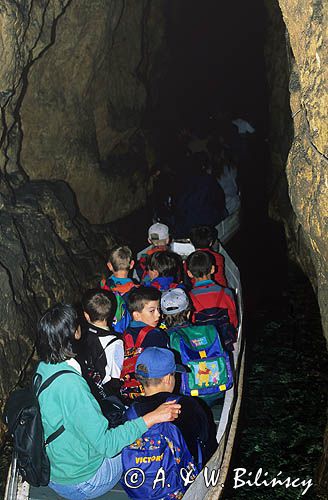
[101,245,138,296]
[186,251,238,331]
[173,153,226,238]
[189,225,227,287]
[120,286,168,400]
[214,149,240,216]
[135,222,170,283]
[146,250,185,291]
[36,303,181,500]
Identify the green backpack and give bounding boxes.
[169,324,233,402]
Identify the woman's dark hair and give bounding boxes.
[37,303,79,363]
[127,286,161,314]
[186,250,215,278]
[190,225,218,249]
[82,288,117,324]
[148,251,180,280]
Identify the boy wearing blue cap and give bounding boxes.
[133,347,217,465]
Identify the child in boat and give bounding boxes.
[36,303,181,500]
[133,347,217,466]
[161,288,234,404]
[146,249,185,291]
[135,222,170,282]
[79,288,124,398]
[102,245,138,295]
[186,250,238,331]
[189,225,227,287]
[121,286,168,400]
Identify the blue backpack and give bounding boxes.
[121,398,200,499]
[111,292,131,334]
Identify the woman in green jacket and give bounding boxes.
[36,303,181,500]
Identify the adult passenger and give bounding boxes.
[36,303,181,500]
[173,153,226,238]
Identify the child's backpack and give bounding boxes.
[192,288,237,350]
[79,335,126,428]
[148,276,180,292]
[100,280,132,334]
[105,277,137,296]
[112,292,131,334]
[120,326,153,400]
[169,324,233,401]
[121,397,200,499]
[2,370,78,487]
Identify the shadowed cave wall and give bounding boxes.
[0,0,327,491]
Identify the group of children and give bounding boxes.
[73,222,239,492]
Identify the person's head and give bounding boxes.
[37,303,80,364]
[82,288,117,326]
[186,250,215,280]
[107,245,134,276]
[190,225,218,249]
[161,288,191,328]
[127,286,161,327]
[147,250,180,281]
[148,222,169,247]
[136,347,186,395]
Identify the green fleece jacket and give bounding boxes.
[36,360,147,484]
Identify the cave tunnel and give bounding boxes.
[0,0,327,498]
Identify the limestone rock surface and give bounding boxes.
[265,0,328,492]
[20,0,168,223]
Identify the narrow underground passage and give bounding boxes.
[0,1,327,499]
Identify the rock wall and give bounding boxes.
[265,0,328,493]
[0,0,168,440]
[7,0,168,224]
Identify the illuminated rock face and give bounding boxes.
[19,0,167,223]
[265,0,328,492]
[265,0,327,338]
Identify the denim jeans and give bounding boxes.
[49,454,122,500]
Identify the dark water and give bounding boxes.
[222,259,328,499]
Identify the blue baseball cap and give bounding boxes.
[136,348,186,378]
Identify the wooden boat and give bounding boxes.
[5,215,244,500]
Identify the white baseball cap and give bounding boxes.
[148,223,169,241]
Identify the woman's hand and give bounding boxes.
[143,401,181,429]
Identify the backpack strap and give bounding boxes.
[123,332,134,350]
[34,370,80,446]
[134,326,153,349]
[36,370,79,397]
[96,336,121,363]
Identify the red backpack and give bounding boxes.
[120,326,153,400]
